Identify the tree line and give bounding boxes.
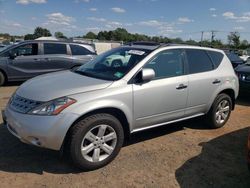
[1,27,249,50]
[83,28,249,50]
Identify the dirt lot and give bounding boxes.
[0,84,250,188]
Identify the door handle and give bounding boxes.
[212,79,221,84]
[176,84,188,90]
[33,58,40,61]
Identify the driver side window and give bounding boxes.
[12,43,38,57]
[144,49,185,80]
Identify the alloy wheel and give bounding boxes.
[81,124,117,163]
[215,100,230,124]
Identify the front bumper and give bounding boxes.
[2,106,79,150]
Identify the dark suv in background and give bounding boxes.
[224,51,244,68]
[235,59,250,94]
[0,40,96,86]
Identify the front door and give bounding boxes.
[8,43,40,80]
[133,49,188,130]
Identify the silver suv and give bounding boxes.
[2,43,239,170]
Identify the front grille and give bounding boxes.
[9,94,42,114]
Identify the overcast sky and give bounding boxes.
[0,0,250,42]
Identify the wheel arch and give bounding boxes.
[61,107,131,153]
[218,89,235,110]
[0,68,8,83]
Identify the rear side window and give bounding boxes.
[44,43,67,55]
[207,51,224,68]
[186,49,213,74]
[70,44,93,55]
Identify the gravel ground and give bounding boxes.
[0,83,250,188]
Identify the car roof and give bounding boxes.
[18,40,93,46]
[15,40,96,53]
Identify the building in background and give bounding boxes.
[35,36,58,41]
[73,38,122,54]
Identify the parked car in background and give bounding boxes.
[2,42,239,170]
[239,54,250,63]
[225,51,244,68]
[0,40,96,86]
[0,44,7,52]
[105,53,131,67]
[235,59,250,94]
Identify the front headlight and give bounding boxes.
[28,97,76,115]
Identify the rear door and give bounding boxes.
[40,42,73,72]
[7,42,41,80]
[184,49,220,116]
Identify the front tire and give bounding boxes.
[68,114,124,170]
[206,93,232,129]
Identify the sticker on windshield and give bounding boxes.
[128,50,145,56]
[114,72,124,78]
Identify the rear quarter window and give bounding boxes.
[207,50,224,68]
[185,49,214,74]
[70,44,94,55]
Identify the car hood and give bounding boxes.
[16,70,113,101]
[235,64,250,73]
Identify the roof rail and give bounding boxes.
[125,41,161,46]
[157,43,203,48]
[124,42,204,49]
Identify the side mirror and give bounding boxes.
[141,68,155,82]
[9,51,17,59]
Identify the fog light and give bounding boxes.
[27,137,41,146]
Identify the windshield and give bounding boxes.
[75,47,151,81]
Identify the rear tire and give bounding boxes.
[68,113,124,170]
[206,93,232,129]
[0,71,6,86]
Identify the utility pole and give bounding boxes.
[211,30,216,43]
[200,31,204,46]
